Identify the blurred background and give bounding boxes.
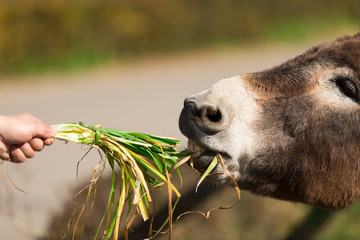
[0,0,358,74]
[0,0,359,239]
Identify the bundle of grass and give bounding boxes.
[54,122,189,240]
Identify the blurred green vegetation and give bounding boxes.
[0,0,358,74]
[314,202,360,240]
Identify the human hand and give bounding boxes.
[0,114,57,163]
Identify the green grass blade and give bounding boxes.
[195,156,218,193]
[94,171,117,240]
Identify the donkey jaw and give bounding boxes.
[187,139,236,183]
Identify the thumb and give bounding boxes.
[33,123,57,139]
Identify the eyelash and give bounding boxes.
[334,77,359,102]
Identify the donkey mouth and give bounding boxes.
[187,140,229,175]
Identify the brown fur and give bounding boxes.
[244,33,360,98]
[245,34,360,208]
[248,96,360,208]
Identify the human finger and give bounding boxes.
[43,137,55,146]
[19,142,36,159]
[0,140,10,160]
[9,146,27,163]
[29,138,44,151]
[34,124,57,140]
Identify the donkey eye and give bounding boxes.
[335,77,358,100]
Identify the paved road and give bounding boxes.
[0,36,343,239]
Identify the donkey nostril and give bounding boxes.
[205,108,222,123]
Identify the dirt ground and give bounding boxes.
[0,33,353,239]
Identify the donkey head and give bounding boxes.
[179,34,360,209]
